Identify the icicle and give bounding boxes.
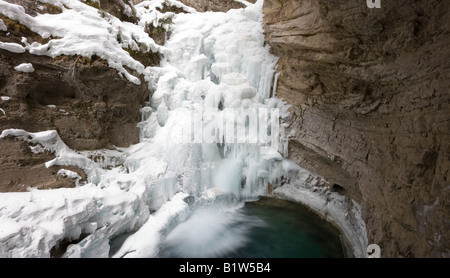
[272,71,281,98]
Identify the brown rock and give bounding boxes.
[131,0,249,12]
[0,51,149,191]
[0,137,86,192]
[263,0,450,257]
[0,51,150,150]
[88,0,138,23]
[0,2,151,192]
[2,0,62,17]
[177,0,247,12]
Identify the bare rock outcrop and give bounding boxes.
[131,0,250,13]
[177,0,248,12]
[0,137,87,192]
[263,0,449,257]
[0,1,151,191]
[0,52,150,150]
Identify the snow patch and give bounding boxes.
[0,41,25,53]
[233,0,253,7]
[57,168,81,179]
[111,192,190,258]
[0,0,166,84]
[0,129,104,183]
[0,18,6,31]
[14,63,34,73]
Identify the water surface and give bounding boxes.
[159,198,346,258]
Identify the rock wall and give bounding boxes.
[0,0,151,191]
[0,52,149,150]
[263,0,449,257]
[0,53,149,192]
[177,0,248,12]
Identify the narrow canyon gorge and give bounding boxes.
[0,0,448,258]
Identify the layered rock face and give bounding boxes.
[0,53,149,150]
[177,0,250,12]
[0,1,150,191]
[263,0,449,257]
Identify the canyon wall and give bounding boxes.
[263,0,449,257]
[177,0,249,12]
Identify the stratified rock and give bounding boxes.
[0,51,150,150]
[86,0,139,23]
[131,0,250,12]
[0,1,151,191]
[263,0,449,257]
[0,137,86,192]
[177,0,247,12]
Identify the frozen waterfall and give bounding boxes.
[0,0,367,258]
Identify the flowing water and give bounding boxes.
[158,198,345,258]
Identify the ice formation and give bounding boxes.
[0,0,367,258]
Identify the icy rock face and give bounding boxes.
[263,0,450,257]
[0,0,174,191]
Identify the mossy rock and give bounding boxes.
[52,55,108,68]
[85,0,101,10]
[124,48,161,68]
[145,24,168,46]
[156,1,187,14]
[158,17,173,25]
[41,3,63,14]
[0,14,49,44]
[0,14,35,36]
